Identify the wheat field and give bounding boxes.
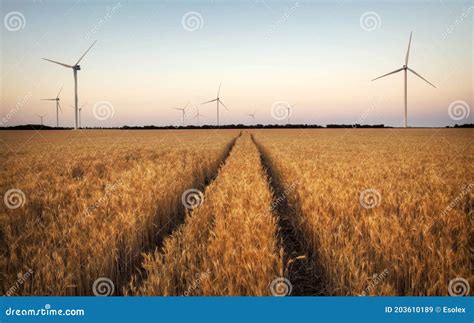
[1,129,472,296]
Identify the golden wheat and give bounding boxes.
[131,132,283,296]
[1,130,238,295]
[254,128,473,295]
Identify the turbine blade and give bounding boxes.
[41,99,56,101]
[75,40,97,65]
[371,67,404,81]
[217,82,221,97]
[42,58,73,68]
[183,101,190,110]
[201,98,218,104]
[58,102,63,113]
[219,99,229,110]
[56,85,64,98]
[405,31,412,66]
[408,68,436,88]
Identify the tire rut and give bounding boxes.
[116,132,242,294]
[251,133,326,296]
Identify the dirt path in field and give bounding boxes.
[251,134,326,295]
[116,132,242,294]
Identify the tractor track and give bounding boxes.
[251,134,326,296]
[116,132,242,295]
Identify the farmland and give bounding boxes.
[1,129,472,296]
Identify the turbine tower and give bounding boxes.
[172,101,189,126]
[193,106,205,127]
[43,40,97,130]
[41,85,63,127]
[372,32,436,128]
[36,114,46,126]
[202,83,229,127]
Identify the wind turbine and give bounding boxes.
[42,40,97,130]
[41,85,63,127]
[286,104,294,125]
[202,83,229,127]
[246,111,256,125]
[70,104,86,128]
[193,106,205,127]
[371,32,436,128]
[36,114,46,126]
[172,101,189,126]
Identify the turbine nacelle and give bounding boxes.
[73,65,81,71]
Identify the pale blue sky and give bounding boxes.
[1,0,472,127]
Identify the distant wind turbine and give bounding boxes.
[43,40,97,130]
[193,106,205,127]
[286,104,294,125]
[36,114,46,126]
[172,101,189,126]
[246,111,256,124]
[372,32,436,128]
[41,85,63,127]
[202,83,229,127]
[70,104,86,128]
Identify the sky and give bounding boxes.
[1,0,473,127]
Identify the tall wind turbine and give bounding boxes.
[246,111,256,125]
[193,106,205,127]
[172,101,189,126]
[372,32,436,128]
[202,83,229,127]
[43,40,97,130]
[36,114,46,126]
[41,85,63,127]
